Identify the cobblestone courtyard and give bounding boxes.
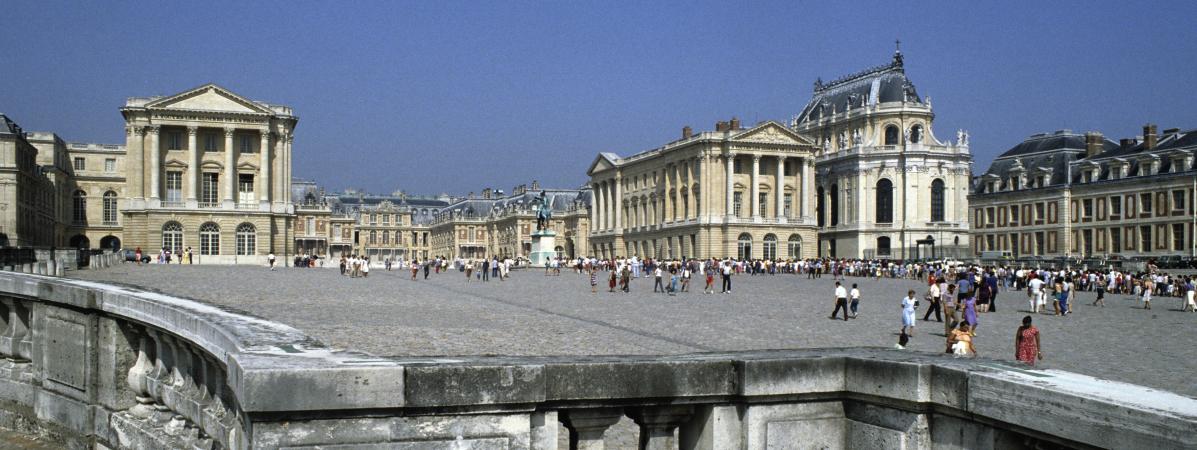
[75,264,1197,399]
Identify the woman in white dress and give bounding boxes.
[901,290,917,337]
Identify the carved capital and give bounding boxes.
[224,128,236,138]
[752,155,762,162]
[147,126,160,135]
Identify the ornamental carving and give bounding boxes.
[739,126,795,144]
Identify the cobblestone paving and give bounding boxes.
[74,264,1197,399]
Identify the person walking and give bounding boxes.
[1014,316,1042,366]
[1028,275,1045,313]
[481,259,490,282]
[962,294,978,335]
[1092,280,1106,307]
[411,259,420,280]
[268,253,276,271]
[589,268,598,294]
[1141,276,1154,309]
[704,266,715,294]
[653,266,665,293]
[923,281,942,322]
[849,283,862,319]
[830,281,849,321]
[901,289,917,336]
[943,284,959,335]
[1184,277,1197,312]
[720,260,733,294]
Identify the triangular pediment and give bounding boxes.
[236,161,259,171]
[164,158,189,169]
[586,152,621,176]
[731,121,812,145]
[145,84,272,114]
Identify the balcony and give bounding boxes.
[161,201,185,208]
[236,202,258,210]
[198,201,220,209]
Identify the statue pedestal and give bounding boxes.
[529,230,558,267]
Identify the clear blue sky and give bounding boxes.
[3,1,1195,195]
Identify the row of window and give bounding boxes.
[162,172,256,205]
[72,191,119,225]
[975,223,1192,256]
[735,233,804,260]
[976,189,1193,229]
[72,157,117,173]
[816,179,946,227]
[164,131,259,153]
[161,222,258,256]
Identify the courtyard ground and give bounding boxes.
[73,264,1197,399]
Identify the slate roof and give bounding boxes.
[795,53,920,125]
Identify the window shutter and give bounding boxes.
[1126,195,1136,219]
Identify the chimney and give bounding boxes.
[531,180,540,191]
[1143,123,1158,150]
[682,125,693,139]
[482,188,492,199]
[1084,131,1103,158]
[1119,138,1135,151]
[715,121,728,132]
[730,117,741,130]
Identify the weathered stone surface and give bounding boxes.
[403,363,544,407]
[545,357,736,401]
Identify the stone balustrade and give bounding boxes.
[0,271,1192,449]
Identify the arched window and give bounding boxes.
[236,223,256,256]
[199,222,220,255]
[910,124,923,144]
[72,190,87,225]
[102,191,118,225]
[762,234,777,260]
[930,179,946,222]
[829,184,839,226]
[875,179,893,224]
[162,222,183,255]
[737,233,753,260]
[884,125,900,145]
[877,237,892,257]
[816,186,825,227]
[788,234,803,259]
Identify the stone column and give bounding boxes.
[776,156,786,220]
[260,130,271,206]
[148,126,161,201]
[613,175,622,232]
[693,156,703,221]
[187,126,199,204]
[285,134,294,204]
[663,164,672,223]
[127,126,145,199]
[562,408,624,450]
[725,153,735,219]
[750,155,761,219]
[802,159,813,220]
[223,128,236,206]
[590,184,598,232]
[630,406,694,450]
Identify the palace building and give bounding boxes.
[587,120,819,260]
[427,183,590,260]
[792,49,973,259]
[970,125,1197,260]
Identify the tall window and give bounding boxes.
[306,217,315,236]
[168,132,182,150]
[162,222,183,255]
[733,192,743,217]
[238,174,255,204]
[165,171,183,204]
[875,179,893,223]
[788,234,802,258]
[1140,193,1152,214]
[240,135,253,153]
[73,157,86,171]
[201,173,219,205]
[758,192,768,217]
[737,233,752,260]
[382,214,390,225]
[382,230,390,244]
[877,237,892,256]
[199,222,220,255]
[884,125,899,145]
[1172,223,1184,251]
[1139,225,1151,251]
[930,179,945,222]
[762,234,777,260]
[816,186,825,227]
[783,193,793,217]
[71,190,88,225]
[829,184,839,226]
[909,124,923,143]
[104,158,116,173]
[236,223,256,256]
[204,133,218,151]
[102,191,118,225]
[1110,227,1121,253]
[369,230,377,244]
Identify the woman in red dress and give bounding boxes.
[1015,315,1042,365]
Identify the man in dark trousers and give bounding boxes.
[481,259,490,282]
[830,281,849,321]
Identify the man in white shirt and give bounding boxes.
[830,281,849,321]
[720,259,733,294]
[1028,276,1045,313]
[267,253,276,271]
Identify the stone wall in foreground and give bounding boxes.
[0,271,1193,449]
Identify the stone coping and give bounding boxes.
[2,272,1195,449]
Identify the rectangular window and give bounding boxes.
[240,135,253,153]
[1082,198,1093,221]
[382,230,390,245]
[1109,196,1122,219]
[104,158,116,173]
[238,174,255,204]
[734,159,742,173]
[382,214,390,225]
[783,193,793,217]
[369,230,377,244]
[1009,206,1019,226]
[73,157,85,171]
[201,173,219,205]
[1035,232,1045,255]
[1140,193,1152,214]
[1110,227,1121,253]
[370,213,377,224]
[169,132,182,150]
[204,133,218,152]
[1173,223,1185,251]
[1035,203,1045,224]
[165,172,183,204]
[1172,190,1185,213]
[1140,225,1151,251]
[986,208,995,228]
[733,192,743,217]
[758,192,768,217]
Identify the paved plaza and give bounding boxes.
[74,264,1197,399]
